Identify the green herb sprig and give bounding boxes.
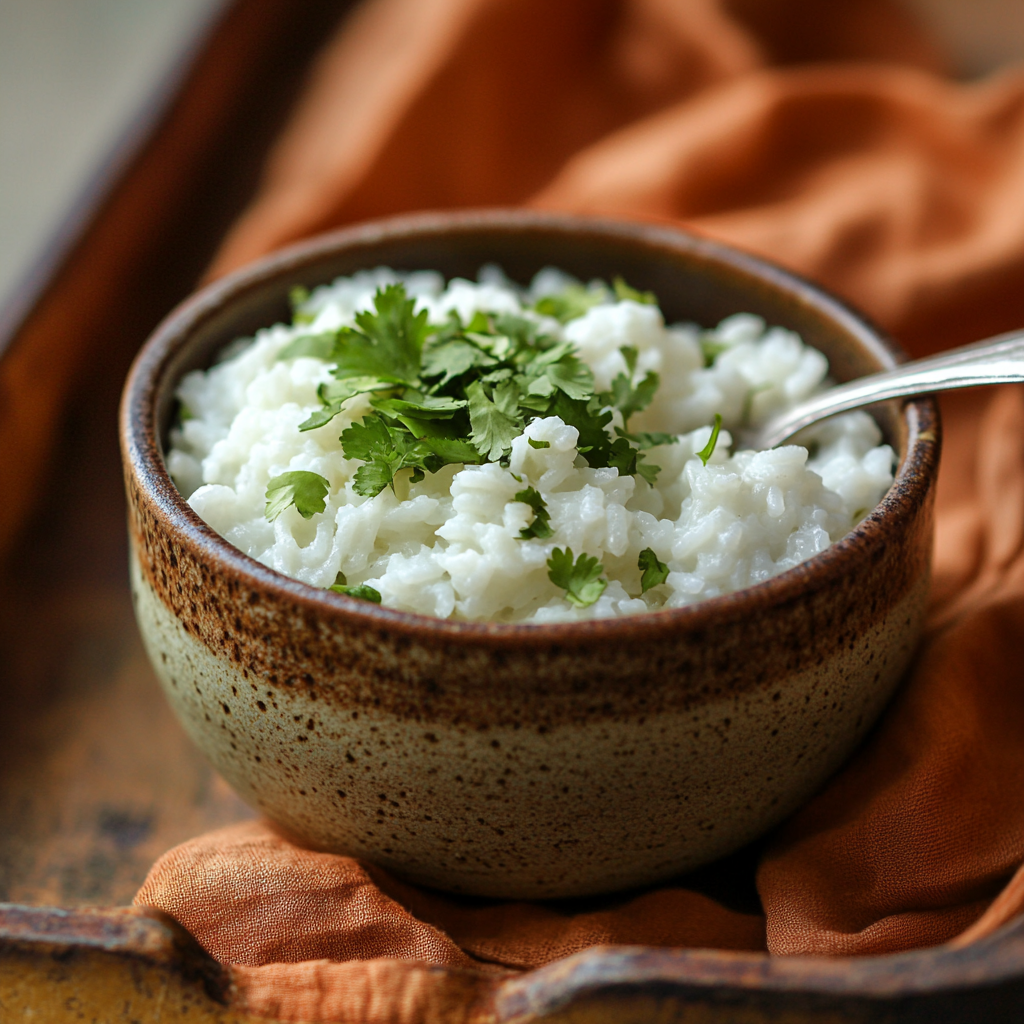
[279,281,679,497]
[696,414,723,466]
[547,547,608,608]
[264,471,330,521]
[638,548,670,593]
[515,487,553,540]
[329,573,382,603]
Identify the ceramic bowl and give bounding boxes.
[120,210,939,899]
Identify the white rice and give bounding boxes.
[167,267,895,623]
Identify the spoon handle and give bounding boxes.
[754,328,1024,449]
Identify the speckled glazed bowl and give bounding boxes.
[121,211,940,899]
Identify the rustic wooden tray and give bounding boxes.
[2,1,1022,1019]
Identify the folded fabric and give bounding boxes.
[137,0,1024,1019]
[136,819,765,969]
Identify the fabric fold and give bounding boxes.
[135,821,766,970]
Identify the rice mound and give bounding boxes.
[167,267,895,623]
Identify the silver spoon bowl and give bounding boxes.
[747,329,1024,450]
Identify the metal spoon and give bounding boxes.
[746,329,1024,450]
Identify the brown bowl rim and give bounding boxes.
[120,209,940,647]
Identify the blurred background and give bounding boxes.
[0,0,1023,319]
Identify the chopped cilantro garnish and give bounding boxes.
[700,336,730,366]
[340,417,429,497]
[278,332,336,361]
[467,379,523,460]
[523,340,594,401]
[421,337,497,385]
[300,376,396,432]
[618,429,676,450]
[514,487,553,539]
[289,285,316,325]
[549,393,613,456]
[265,471,330,521]
[532,283,607,322]
[329,581,382,603]
[638,548,669,593]
[330,283,430,385]
[696,414,723,466]
[612,276,656,305]
[547,547,607,608]
[599,362,659,424]
[281,281,683,498]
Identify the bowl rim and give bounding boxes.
[120,208,940,646]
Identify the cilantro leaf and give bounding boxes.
[606,437,640,476]
[532,283,607,322]
[600,369,659,424]
[528,342,594,400]
[389,413,463,441]
[298,377,394,432]
[467,379,523,460]
[493,313,548,353]
[329,582,382,603]
[634,458,662,485]
[332,284,429,384]
[372,391,467,419]
[320,377,393,404]
[597,346,659,425]
[279,332,336,361]
[421,437,484,464]
[638,548,669,593]
[514,487,553,539]
[696,413,723,466]
[265,471,330,521]
[549,393,613,459]
[289,285,316,325]
[341,413,482,497]
[603,436,661,484]
[547,548,607,608]
[331,329,415,384]
[613,277,657,305]
[546,361,595,399]
[617,429,677,450]
[299,406,345,432]
[340,416,426,497]
[620,346,639,375]
[700,336,730,366]
[421,339,497,385]
[280,277,674,493]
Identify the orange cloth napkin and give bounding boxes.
[137,0,1024,1018]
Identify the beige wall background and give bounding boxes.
[0,0,223,315]
[0,0,1022,318]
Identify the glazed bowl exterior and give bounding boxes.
[120,211,939,899]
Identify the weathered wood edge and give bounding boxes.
[494,919,1024,1023]
[4,904,1024,1023]
[0,904,250,1022]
